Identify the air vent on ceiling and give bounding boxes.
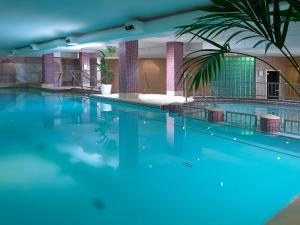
[124,20,145,33]
[30,44,39,51]
[65,36,79,46]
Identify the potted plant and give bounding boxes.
[96,47,116,95]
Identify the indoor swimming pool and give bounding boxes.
[1,88,300,225]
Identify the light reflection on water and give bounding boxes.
[0,89,300,225]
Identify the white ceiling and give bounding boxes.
[1,0,299,58]
[0,0,209,53]
[134,22,300,58]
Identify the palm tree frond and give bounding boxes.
[181,50,225,90]
[176,0,300,96]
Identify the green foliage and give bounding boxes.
[181,49,227,90]
[96,46,117,84]
[176,0,300,94]
[98,61,114,84]
[94,112,117,148]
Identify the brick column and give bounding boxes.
[208,108,225,123]
[79,52,91,86]
[118,40,139,94]
[166,42,184,96]
[260,115,280,134]
[42,53,55,86]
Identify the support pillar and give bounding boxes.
[42,53,55,87]
[208,108,225,123]
[118,40,139,95]
[166,42,184,96]
[79,52,91,87]
[260,115,280,134]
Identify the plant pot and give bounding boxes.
[100,84,112,95]
[100,103,112,112]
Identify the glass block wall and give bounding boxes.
[211,57,256,98]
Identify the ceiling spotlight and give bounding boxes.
[65,36,79,46]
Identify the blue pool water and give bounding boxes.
[1,88,300,225]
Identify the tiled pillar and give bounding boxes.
[166,42,184,96]
[79,52,91,86]
[42,53,55,86]
[208,108,225,123]
[118,40,139,94]
[260,115,280,134]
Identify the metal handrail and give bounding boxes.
[225,111,257,130]
[143,72,150,94]
[70,70,95,95]
[283,119,300,134]
[55,72,63,87]
[70,70,94,84]
[180,106,208,120]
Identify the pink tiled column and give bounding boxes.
[260,115,280,134]
[166,42,184,96]
[42,54,55,86]
[79,52,91,86]
[118,40,139,94]
[208,108,225,123]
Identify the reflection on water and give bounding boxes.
[1,89,300,225]
[0,155,75,189]
[119,111,139,168]
[166,115,184,155]
[60,145,104,167]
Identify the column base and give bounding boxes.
[41,83,57,88]
[161,103,183,113]
[119,93,139,99]
[260,114,280,134]
[82,83,91,87]
[167,91,184,96]
[208,108,224,123]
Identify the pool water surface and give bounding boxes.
[1,89,300,225]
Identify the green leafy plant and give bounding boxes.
[96,46,117,84]
[176,0,300,96]
[94,112,117,148]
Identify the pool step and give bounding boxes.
[267,196,300,225]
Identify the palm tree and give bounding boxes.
[176,0,300,96]
[96,46,117,84]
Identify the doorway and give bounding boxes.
[267,70,280,99]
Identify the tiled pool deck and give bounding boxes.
[268,196,300,225]
[90,93,194,109]
[36,85,194,109]
[37,85,300,108]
